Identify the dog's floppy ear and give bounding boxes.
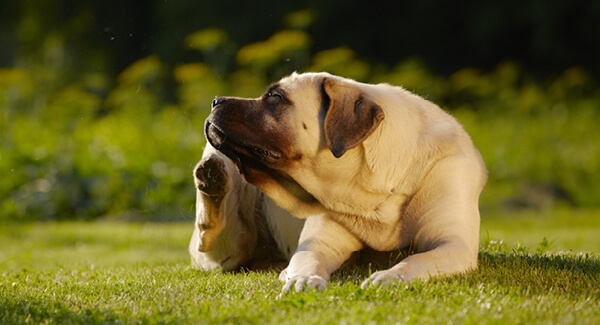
[323,78,385,158]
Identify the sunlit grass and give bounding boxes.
[3,257,598,324]
[1,217,599,324]
[481,208,600,253]
[0,222,192,271]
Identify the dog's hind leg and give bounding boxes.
[189,147,233,260]
[361,155,485,287]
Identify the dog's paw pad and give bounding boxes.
[194,156,230,196]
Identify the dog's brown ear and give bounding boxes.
[323,78,385,158]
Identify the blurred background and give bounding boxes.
[1,0,599,227]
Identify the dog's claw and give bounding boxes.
[280,275,328,295]
[360,270,408,289]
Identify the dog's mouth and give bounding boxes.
[205,120,282,172]
[205,117,319,209]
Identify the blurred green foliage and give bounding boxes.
[1,24,599,221]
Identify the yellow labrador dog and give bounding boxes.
[202,72,487,292]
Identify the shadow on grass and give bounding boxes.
[475,250,600,296]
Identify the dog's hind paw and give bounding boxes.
[194,155,230,196]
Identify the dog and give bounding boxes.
[202,72,487,292]
[189,143,304,272]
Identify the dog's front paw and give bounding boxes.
[360,269,408,289]
[281,275,328,294]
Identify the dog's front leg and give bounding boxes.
[279,214,363,293]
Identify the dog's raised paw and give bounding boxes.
[194,156,230,196]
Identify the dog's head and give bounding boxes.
[205,72,385,213]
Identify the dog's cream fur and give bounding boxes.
[197,72,487,292]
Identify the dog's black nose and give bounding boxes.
[212,97,227,108]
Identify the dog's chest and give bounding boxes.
[328,195,411,251]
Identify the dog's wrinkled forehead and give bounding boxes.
[275,73,331,114]
[278,72,325,95]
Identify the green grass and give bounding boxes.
[1,212,599,324]
[0,222,191,271]
[481,208,600,253]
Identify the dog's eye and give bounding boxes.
[268,92,283,100]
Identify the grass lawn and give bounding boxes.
[481,208,600,253]
[1,209,599,324]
